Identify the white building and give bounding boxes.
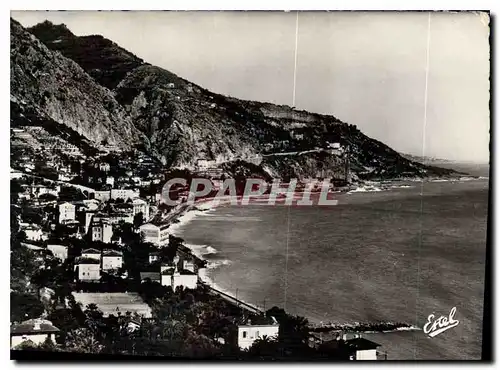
[46,244,68,261]
[132,198,150,221]
[10,319,60,349]
[149,252,159,264]
[85,211,96,233]
[93,190,111,202]
[58,202,75,224]
[20,224,45,241]
[344,335,381,360]
[237,316,280,350]
[91,220,113,244]
[77,259,101,281]
[81,248,101,261]
[139,223,169,246]
[106,176,115,187]
[102,250,123,271]
[111,189,138,201]
[196,159,217,171]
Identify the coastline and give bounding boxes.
[163,177,489,322]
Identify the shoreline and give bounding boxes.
[163,178,487,327]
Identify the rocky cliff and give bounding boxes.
[14,18,458,180]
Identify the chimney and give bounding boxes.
[33,320,41,331]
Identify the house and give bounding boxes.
[149,252,159,264]
[140,271,161,283]
[10,319,60,349]
[10,169,24,179]
[237,316,280,350]
[196,159,216,171]
[126,320,141,334]
[85,211,97,233]
[81,248,101,260]
[46,244,68,261]
[102,250,123,271]
[344,335,382,360]
[106,176,115,187]
[109,212,134,225]
[179,257,196,273]
[93,190,111,202]
[20,223,45,241]
[58,202,75,224]
[132,198,150,221]
[76,257,101,281]
[161,268,198,290]
[111,189,138,201]
[71,292,152,318]
[139,223,169,246]
[91,219,113,243]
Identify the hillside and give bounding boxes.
[11,18,147,152]
[14,18,459,181]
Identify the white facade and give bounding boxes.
[355,349,377,360]
[139,223,169,245]
[106,176,115,187]
[102,254,123,271]
[22,226,44,241]
[149,253,159,264]
[173,273,198,290]
[111,189,138,201]
[237,319,280,350]
[47,244,68,261]
[132,198,150,221]
[94,190,111,202]
[11,333,56,349]
[91,221,113,243]
[58,202,75,224]
[78,263,101,281]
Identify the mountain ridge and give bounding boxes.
[13,18,460,181]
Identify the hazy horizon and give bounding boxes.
[11,11,491,163]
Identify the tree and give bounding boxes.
[133,212,144,230]
[247,335,281,359]
[11,292,45,323]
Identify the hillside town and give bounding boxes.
[10,141,388,360]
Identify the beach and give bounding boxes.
[167,177,488,360]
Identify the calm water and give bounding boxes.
[176,177,489,360]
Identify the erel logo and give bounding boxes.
[423,307,460,338]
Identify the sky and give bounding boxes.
[12,11,490,162]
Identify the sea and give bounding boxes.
[173,164,489,360]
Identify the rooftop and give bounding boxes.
[238,315,279,327]
[346,337,381,351]
[11,319,59,335]
[82,248,101,254]
[72,292,153,318]
[140,272,161,281]
[103,249,123,257]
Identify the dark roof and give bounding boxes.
[238,315,278,327]
[103,250,123,257]
[140,272,161,281]
[178,269,197,276]
[346,337,381,350]
[11,319,59,335]
[75,256,100,264]
[82,248,101,254]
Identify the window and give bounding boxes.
[242,331,247,338]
